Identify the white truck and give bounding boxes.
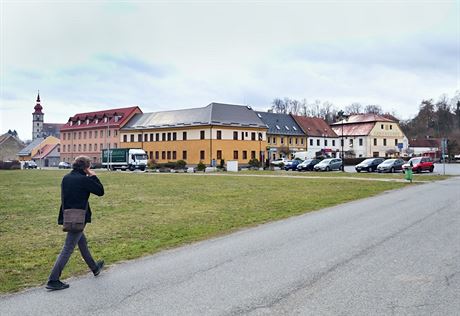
[293,151,310,160]
[102,148,148,171]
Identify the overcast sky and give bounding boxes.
[1,0,459,140]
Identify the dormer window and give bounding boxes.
[114,116,120,122]
[70,121,73,126]
[77,120,81,126]
[292,126,297,131]
[275,125,280,130]
[95,119,99,124]
[104,117,108,123]
[285,126,290,130]
[86,119,90,125]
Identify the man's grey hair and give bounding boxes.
[72,156,91,171]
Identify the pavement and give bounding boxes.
[1,177,459,315]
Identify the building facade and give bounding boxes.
[17,136,60,161]
[32,143,61,168]
[0,131,25,161]
[255,111,306,161]
[330,114,407,158]
[120,103,268,166]
[60,106,142,163]
[291,116,340,158]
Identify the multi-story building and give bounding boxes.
[255,111,306,161]
[60,106,142,163]
[330,114,407,158]
[120,103,268,166]
[291,115,340,158]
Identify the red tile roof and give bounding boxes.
[32,143,59,159]
[61,106,141,131]
[331,123,375,136]
[291,116,338,137]
[331,113,394,125]
[409,138,441,148]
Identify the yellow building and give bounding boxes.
[331,114,407,158]
[17,136,60,161]
[120,103,268,166]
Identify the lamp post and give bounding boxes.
[337,110,349,172]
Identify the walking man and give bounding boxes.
[46,156,105,290]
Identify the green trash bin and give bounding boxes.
[404,166,413,182]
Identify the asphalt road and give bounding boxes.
[1,177,459,315]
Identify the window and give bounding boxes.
[383,139,387,146]
[359,138,363,146]
[381,124,384,129]
[233,131,238,140]
[182,151,187,160]
[155,151,159,160]
[167,151,171,160]
[217,150,222,160]
[89,144,92,151]
[349,139,353,146]
[149,151,153,160]
[100,130,103,138]
[233,151,238,159]
[281,137,284,144]
[251,132,256,141]
[395,139,398,146]
[78,144,81,152]
[373,152,379,157]
[285,126,290,130]
[167,133,171,141]
[78,132,81,139]
[150,133,154,142]
[162,151,166,159]
[390,125,393,130]
[273,137,276,145]
[243,151,247,160]
[200,131,205,140]
[295,138,298,145]
[241,132,245,140]
[162,133,166,141]
[144,134,148,142]
[156,133,160,141]
[310,139,313,146]
[301,138,304,145]
[73,144,76,152]
[293,126,297,131]
[374,138,377,146]
[84,131,87,139]
[94,144,97,151]
[332,140,335,146]
[324,139,328,146]
[173,151,177,160]
[217,130,222,140]
[341,139,344,146]
[289,137,292,145]
[74,132,77,139]
[62,145,65,152]
[94,131,97,138]
[138,134,142,142]
[200,150,205,160]
[83,144,87,151]
[182,132,187,140]
[316,139,320,146]
[108,130,111,137]
[173,132,177,141]
[100,143,103,150]
[115,130,118,136]
[63,133,66,141]
[251,151,256,159]
[275,125,280,130]
[89,131,92,139]
[268,137,271,144]
[130,135,134,142]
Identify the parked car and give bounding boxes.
[402,157,434,173]
[271,158,289,166]
[58,161,71,169]
[376,159,405,173]
[297,158,321,171]
[313,158,342,171]
[284,159,303,171]
[355,158,385,173]
[25,161,37,169]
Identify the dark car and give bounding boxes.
[355,158,384,173]
[297,158,321,171]
[376,159,405,173]
[402,157,434,173]
[284,159,303,171]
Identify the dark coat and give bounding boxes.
[58,169,104,225]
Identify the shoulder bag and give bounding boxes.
[62,185,87,233]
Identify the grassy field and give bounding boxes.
[0,169,414,293]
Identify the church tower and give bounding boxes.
[32,91,44,140]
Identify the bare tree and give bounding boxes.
[345,103,363,115]
[364,104,383,114]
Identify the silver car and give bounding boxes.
[314,158,343,171]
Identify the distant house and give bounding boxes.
[0,132,25,161]
[32,143,61,168]
[17,136,60,161]
[291,116,340,158]
[409,138,441,157]
[330,114,407,158]
[255,111,306,160]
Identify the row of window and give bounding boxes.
[305,138,400,147]
[380,124,393,130]
[147,150,259,161]
[122,130,264,142]
[69,116,120,127]
[61,143,118,153]
[62,130,118,141]
[268,136,306,146]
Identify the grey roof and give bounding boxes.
[17,137,44,156]
[255,111,305,136]
[122,103,267,130]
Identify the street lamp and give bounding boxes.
[337,110,349,171]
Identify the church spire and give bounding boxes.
[33,90,43,114]
[36,90,40,103]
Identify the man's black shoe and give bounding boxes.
[93,260,104,276]
[46,280,69,291]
